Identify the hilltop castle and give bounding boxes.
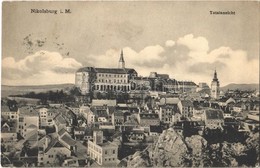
[75,50,137,95]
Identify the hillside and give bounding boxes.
[221,83,259,91]
[120,128,259,167]
[1,83,74,98]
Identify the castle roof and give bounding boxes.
[178,81,197,86]
[77,67,137,74]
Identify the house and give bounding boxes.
[138,113,160,127]
[178,100,194,118]
[74,127,86,140]
[18,106,39,139]
[116,104,140,113]
[111,110,124,126]
[67,105,80,115]
[1,104,18,120]
[38,108,55,127]
[87,130,118,166]
[218,97,236,106]
[38,135,71,166]
[59,131,77,150]
[204,109,224,130]
[159,98,180,124]
[91,106,111,123]
[80,106,95,125]
[1,121,17,144]
[125,128,145,142]
[54,114,67,132]
[233,102,243,112]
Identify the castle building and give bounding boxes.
[75,50,137,95]
[211,70,220,99]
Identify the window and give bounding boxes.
[113,150,115,154]
[105,150,108,154]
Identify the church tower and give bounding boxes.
[211,69,220,99]
[118,49,125,69]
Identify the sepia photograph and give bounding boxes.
[1,1,259,167]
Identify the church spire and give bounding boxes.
[118,49,125,68]
[213,69,218,82]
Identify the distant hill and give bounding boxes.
[1,83,74,98]
[221,83,259,91]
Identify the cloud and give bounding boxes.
[2,50,82,85]
[165,40,175,47]
[85,34,259,86]
[3,34,258,86]
[177,34,209,53]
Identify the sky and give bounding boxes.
[2,1,259,86]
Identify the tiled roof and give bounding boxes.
[181,100,194,107]
[91,107,108,117]
[61,134,76,146]
[157,74,169,79]
[92,99,117,107]
[76,67,96,73]
[150,125,163,133]
[45,138,66,152]
[27,124,38,129]
[178,81,197,86]
[140,113,159,119]
[75,127,85,132]
[160,97,180,105]
[77,67,137,74]
[95,68,136,74]
[58,128,67,136]
[205,109,224,120]
[19,106,38,116]
[26,129,38,141]
[54,114,67,125]
[114,110,124,116]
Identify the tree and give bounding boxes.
[55,153,66,166]
[7,99,18,111]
